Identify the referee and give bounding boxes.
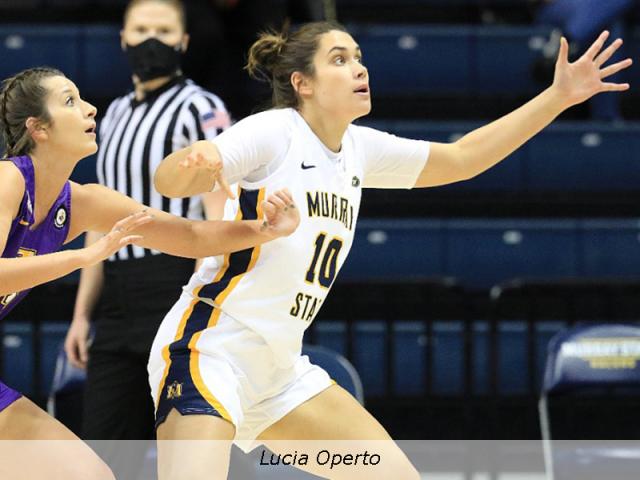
[63,0,230,444]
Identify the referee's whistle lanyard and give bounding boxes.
[125,38,183,83]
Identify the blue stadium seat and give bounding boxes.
[350,24,474,95]
[1,321,66,397]
[497,321,529,394]
[476,26,551,94]
[539,324,640,396]
[527,124,640,191]
[313,318,561,397]
[80,25,131,98]
[0,26,80,80]
[361,121,640,193]
[349,24,552,96]
[340,219,444,279]
[48,345,85,397]
[534,321,567,391]
[47,341,86,420]
[472,321,490,394]
[40,322,71,396]
[430,321,465,394]
[540,324,640,480]
[445,219,580,289]
[302,344,364,403]
[331,217,640,288]
[393,321,427,396]
[315,314,469,398]
[311,320,347,357]
[581,219,640,277]
[1,322,33,394]
[351,321,386,396]
[496,320,568,395]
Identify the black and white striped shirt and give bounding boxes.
[97,76,230,261]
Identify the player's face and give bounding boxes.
[304,30,371,122]
[41,76,98,158]
[122,1,187,49]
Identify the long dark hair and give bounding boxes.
[0,67,63,158]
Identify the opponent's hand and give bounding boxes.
[552,31,632,109]
[261,189,300,238]
[179,141,235,199]
[82,211,152,266]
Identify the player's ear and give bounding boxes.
[26,117,48,143]
[291,72,313,99]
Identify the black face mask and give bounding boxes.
[125,38,182,82]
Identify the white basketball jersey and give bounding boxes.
[183,108,429,367]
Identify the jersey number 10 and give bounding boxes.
[305,233,344,288]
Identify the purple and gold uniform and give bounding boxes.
[0,155,72,412]
[0,380,21,412]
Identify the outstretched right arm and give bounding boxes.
[0,162,150,295]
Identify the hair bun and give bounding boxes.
[245,32,287,82]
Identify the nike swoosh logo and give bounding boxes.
[301,162,316,170]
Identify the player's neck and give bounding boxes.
[29,148,76,225]
[298,106,349,153]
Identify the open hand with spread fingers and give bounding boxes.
[83,210,153,266]
[261,189,300,238]
[178,140,236,199]
[552,30,633,109]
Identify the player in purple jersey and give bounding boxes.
[0,67,298,478]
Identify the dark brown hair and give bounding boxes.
[124,0,187,31]
[246,21,348,109]
[0,67,63,158]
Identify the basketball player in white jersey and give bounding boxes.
[149,21,631,479]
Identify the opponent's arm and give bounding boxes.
[71,182,298,260]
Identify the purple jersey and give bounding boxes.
[0,156,71,320]
[0,379,21,412]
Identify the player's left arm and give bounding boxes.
[414,31,632,188]
[69,182,298,259]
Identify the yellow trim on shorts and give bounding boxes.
[212,188,265,309]
[184,188,265,419]
[155,296,199,409]
[188,330,233,422]
[157,186,264,418]
[190,195,242,299]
